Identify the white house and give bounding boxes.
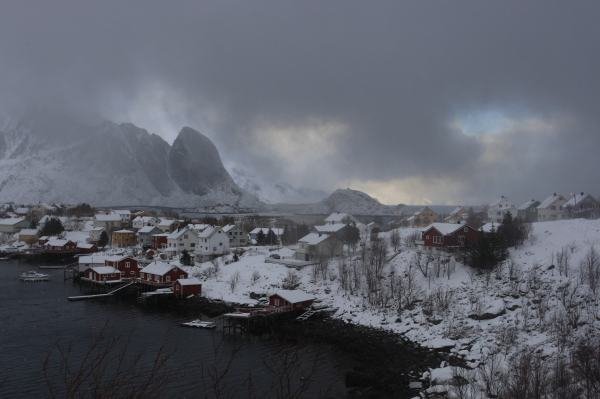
[166,227,198,257]
[487,196,517,224]
[561,192,600,219]
[132,216,161,230]
[94,212,123,233]
[537,193,567,221]
[157,218,177,232]
[222,224,247,247]
[0,217,29,234]
[324,212,357,225]
[113,210,131,224]
[196,226,230,258]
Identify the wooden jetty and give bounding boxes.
[67,281,135,301]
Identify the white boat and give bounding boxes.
[181,319,216,329]
[19,271,50,282]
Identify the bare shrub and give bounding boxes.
[498,349,548,399]
[282,270,300,289]
[580,246,600,296]
[403,230,421,247]
[229,271,241,292]
[251,271,261,284]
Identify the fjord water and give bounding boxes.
[0,260,348,398]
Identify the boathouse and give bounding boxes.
[83,266,122,284]
[269,290,315,311]
[139,261,188,286]
[173,277,202,298]
[104,255,140,279]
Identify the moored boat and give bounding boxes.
[19,271,50,282]
[181,319,216,329]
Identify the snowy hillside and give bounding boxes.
[188,218,600,397]
[229,167,327,204]
[0,113,261,210]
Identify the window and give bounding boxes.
[125,262,130,268]
[191,243,195,247]
[166,276,170,282]
[432,236,442,244]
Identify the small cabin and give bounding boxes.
[45,239,77,252]
[269,290,315,311]
[173,277,202,298]
[83,266,122,284]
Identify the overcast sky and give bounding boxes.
[1,0,599,205]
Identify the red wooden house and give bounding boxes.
[45,239,77,252]
[421,223,480,250]
[152,233,169,250]
[173,277,202,298]
[76,242,98,254]
[83,266,122,284]
[105,255,140,279]
[139,261,188,286]
[269,290,315,311]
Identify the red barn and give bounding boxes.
[105,255,140,279]
[139,261,188,286]
[269,290,315,311]
[173,277,202,298]
[83,266,122,284]
[421,223,480,250]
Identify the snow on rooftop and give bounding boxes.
[273,289,315,304]
[90,266,119,274]
[562,192,594,207]
[298,232,330,245]
[137,226,159,234]
[18,229,38,235]
[0,217,25,225]
[537,193,565,209]
[95,213,121,221]
[517,199,538,210]
[324,212,351,223]
[177,277,201,286]
[480,222,501,233]
[140,261,178,276]
[314,223,346,233]
[250,227,284,235]
[422,222,464,235]
[222,224,236,233]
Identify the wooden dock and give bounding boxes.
[67,281,135,301]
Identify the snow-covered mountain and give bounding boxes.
[0,113,260,210]
[229,167,328,204]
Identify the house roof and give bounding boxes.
[114,229,134,234]
[18,228,38,236]
[480,222,501,233]
[137,226,159,234]
[79,254,113,264]
[140,261,178,276]
[273,289,315,304]
[46,239,70,247]
[448,206,465,216]
[298,232,330,245]
[95,213,121,222]
[77,243,95,249]
[537,193,565,209]
[0,217,26,226]
[167,227,197,240]
[222,224,237,233]
[563,192,595,207]
[314,223,346,233]
[198,226,223,238]
[90,266,119,274]
[517,199,539,210]
[158,218,175,226]
[324,212,352,223]
[422,223,465,236]
[176,277,201,286]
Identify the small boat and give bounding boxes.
[0,256,11,261]
[181,319,216,329]
[19,271,50,282]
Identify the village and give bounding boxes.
[1,192,600,397]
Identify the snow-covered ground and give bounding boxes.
[186,219,600,397]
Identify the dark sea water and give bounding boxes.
[0,260,348,398]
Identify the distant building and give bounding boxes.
[0,217,29,234]
[45,239,77,252]
[222,224,248,247]
[111,229,136,248]
[406,207,438,227]
[152,233,169,251]
[269,290,315,311]
[166,227,198,257]
[324,212,357,225]
[249,227,284,245]
[487,196,517,224]
[295,232,342,261]
[421,223,480,250]
[561,192,600,219]
[88,227,105,244]
[132,216,161,230]
[136,226,162,248]
[17,228,39,244]
[516,199,540,222]
[537,193,567,221]
[94,213,123,234]
[444,207,468,224]
[139,261,188,286]
[173,278,202,298]
[196,226,230,258]
[83,266,122,284]
[105,255,140,280]
[157,218,177,233]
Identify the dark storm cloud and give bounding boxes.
[1,0,599,204]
